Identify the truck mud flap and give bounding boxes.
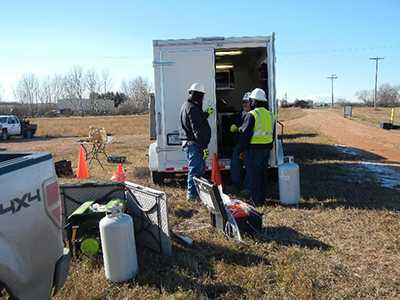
[52,248,71,296]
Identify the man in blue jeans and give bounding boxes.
[229,92,252,195]
[179,83,213,201]
[239,88,275,205]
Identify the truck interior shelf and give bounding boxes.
[216,47,268,159]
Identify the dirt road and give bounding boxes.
[287,109,400,162]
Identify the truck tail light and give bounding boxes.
[44,179,62,228]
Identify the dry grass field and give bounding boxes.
[1,109,399,299]
[335,106,400,128]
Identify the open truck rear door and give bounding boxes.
[153,47,217,173]
[267,33,283,166]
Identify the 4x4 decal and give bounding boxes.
[0,189,41,216]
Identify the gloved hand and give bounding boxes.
[230,124,239,133]
[239,152,245,160]
[205,106,215,117]
[203,149,209,160]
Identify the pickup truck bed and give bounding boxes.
[0,152,70,299]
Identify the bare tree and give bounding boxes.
[40,77,53,114]
[39,75,66,114]
[100,70,112,93]
[355,89,374,106]
[85,69,100,94]
[335,98,351,106]
[85,69,101,114]
[63,66,87,115]
[121,76,152,113]
[52,74,67,101]
[377,83,400,107]
[40,76,58,104]
[0,84,3,102]
[14,73,41,116]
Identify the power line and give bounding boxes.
[369,57,384,109]
[326,74,338,107]
[280,44,399,57]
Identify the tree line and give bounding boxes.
[356,83,400,107]
[0,66,152,116]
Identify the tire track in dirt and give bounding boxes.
[286,109,400,162]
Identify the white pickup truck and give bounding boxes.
[0,115,38,140]
[0,152,70,299]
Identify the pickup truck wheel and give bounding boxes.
[1,129,8,141]
[23,130,33,139]
[151,171,165,185]
[0,281,14,300]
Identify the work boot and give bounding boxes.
[239,189,251,199]
[253,200,265,207]
[226,185,240,195]
[187,196,199,202]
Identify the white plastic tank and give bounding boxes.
[99,205,138,282]
[278,156,300,205]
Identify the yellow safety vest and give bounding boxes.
[250,107,274,144]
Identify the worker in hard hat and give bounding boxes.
[229,92,252,195]
[179,83,214,201]
[238,88,275,205]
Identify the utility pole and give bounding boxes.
[369,57,384,109]
[326,74,338,107]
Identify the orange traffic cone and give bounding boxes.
[211,153,223,186]
[76,145,89,179]
[111,163,127,183]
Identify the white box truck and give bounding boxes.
[149,34,283,184]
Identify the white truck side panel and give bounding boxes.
[0,157,62,299]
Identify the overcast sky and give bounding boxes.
[1,0,399,102]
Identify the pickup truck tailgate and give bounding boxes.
[0,153,66,300]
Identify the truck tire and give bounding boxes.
[23,130,33,139]
[0,281,16,300]
[151,171,165,185]
[1,129,8,141]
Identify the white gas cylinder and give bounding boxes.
[99,206,138,282]
[278,156,300,205]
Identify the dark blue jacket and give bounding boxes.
[179,99,211,150]
[232,110,247,144]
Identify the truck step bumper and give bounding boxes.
[52,248,71,296]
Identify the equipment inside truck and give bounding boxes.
[215,47,268,159]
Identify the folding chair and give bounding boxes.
[193,177,242,242]
[81,127,110,169]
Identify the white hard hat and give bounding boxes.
[249,88,267,102]
[242,92,251,102]
[188,82,206,94]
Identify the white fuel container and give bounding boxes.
[99,206,138,282]
[278,156,300,205]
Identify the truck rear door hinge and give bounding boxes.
[153,61,175,67]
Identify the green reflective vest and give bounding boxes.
[250,107,274,144]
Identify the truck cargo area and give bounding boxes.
[215,47,268,159]
[0,153,27,163]
[0,153,53,174]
